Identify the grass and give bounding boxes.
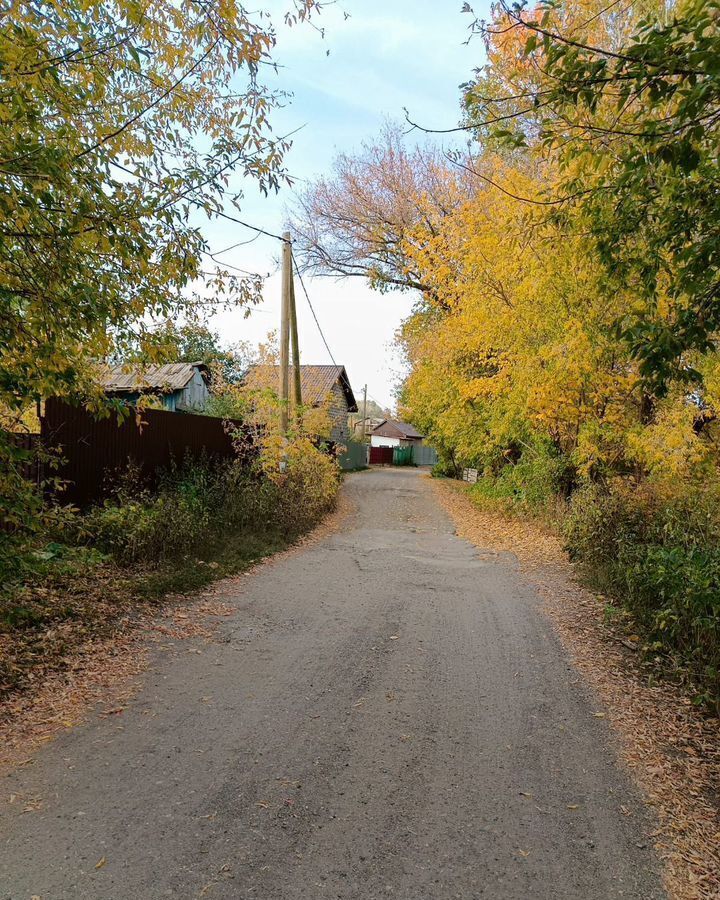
[129,529,288,600]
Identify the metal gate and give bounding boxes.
[369,446,394,465]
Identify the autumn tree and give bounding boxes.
[128,321,254,387]
[289,123,474,301]
[0,0,321,420]
[462,0,720,393]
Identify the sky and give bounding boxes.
[197,1,490,410]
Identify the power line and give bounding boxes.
[212,209,285,242]
[291,249,337,367]
[200,250,270,279]
[209,231,262,255]
[109,159,286,242]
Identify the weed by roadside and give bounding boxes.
[1,447,339,702]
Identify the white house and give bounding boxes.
[370,419,424,448]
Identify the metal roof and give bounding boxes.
[372,419,424,440]
[244,364,358,412]
[98,362,209,394]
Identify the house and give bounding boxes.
[370,419,424,449]
[244,364,358,443]
[98,362,211,412]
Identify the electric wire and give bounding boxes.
[291,249,338,367]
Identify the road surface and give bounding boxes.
[1,468,664,899]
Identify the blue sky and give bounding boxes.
[201,1,490,409]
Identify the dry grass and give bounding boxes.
[434,478,720,900]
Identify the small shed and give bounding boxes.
[370,419,424,449]
[98,362,211,412]
[244,364,358,443]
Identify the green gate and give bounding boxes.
[392,445,413,466]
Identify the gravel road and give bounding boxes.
[1,468,664,899]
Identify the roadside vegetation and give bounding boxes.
[1,410,339,699]
[0,0,323,585]
[291,0,720,708]
[1,331,340,700]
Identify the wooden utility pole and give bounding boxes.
[361,384,368,440]
[289,275,302,414]
[279,231,292,433]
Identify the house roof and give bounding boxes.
[245,364,358,412]
[372,419,424,440]
[98,362,209,394]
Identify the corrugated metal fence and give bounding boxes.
[337,441,368,471]
[393,446,413,466]
[41,398,247,507]
[367,444,439,467]
[411,444,438,466]
[369,446,394,466]
[3,431,43,486]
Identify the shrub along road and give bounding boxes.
[1,468,664,899]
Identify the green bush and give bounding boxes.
[80,445,339,565]
[471,444,574,513]
[80,458,231,563]
[564,484,720,704]
[431,460,457,478]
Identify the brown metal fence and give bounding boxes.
[41,398,248,507]
[369,446,394,466]
[2,431,42,485]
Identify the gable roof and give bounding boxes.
[372,419,424,440]
[98,362,209,394]
[245,364,358,412]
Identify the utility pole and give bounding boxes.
[361,384,368,441]
[289,274,302,414]
[279,231,292,434]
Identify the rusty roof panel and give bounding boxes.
[97,362,209,393]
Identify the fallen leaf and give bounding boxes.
[389,635,399,641]
[95,857,106,869]
[591,712,606,718]
[567,804,579,810]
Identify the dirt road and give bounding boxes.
[1,468,664,899]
